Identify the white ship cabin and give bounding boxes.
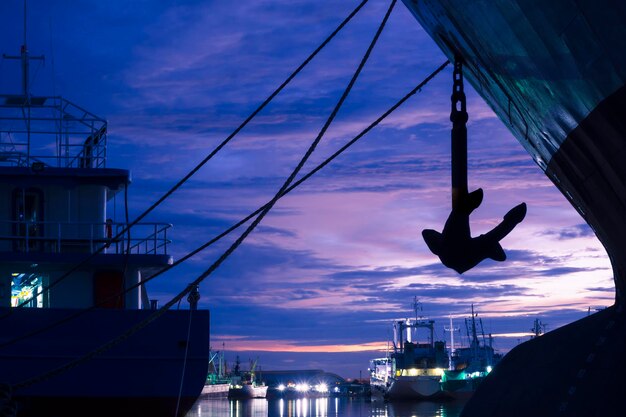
[0,93,172,310]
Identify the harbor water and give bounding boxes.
[186,398,467,417]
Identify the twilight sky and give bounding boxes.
[1,0,615,378]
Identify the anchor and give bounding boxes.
[422,57,527,274]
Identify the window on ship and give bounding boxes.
[11,273,47,308]
[12,188,44,252]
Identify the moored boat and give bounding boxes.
[202,349,230,398]
[441,306,500,399]
[371,300,448,401]
[368,356,392,401]
[0,15,209,417]
[386,317,448,401]
[228,357,268,399]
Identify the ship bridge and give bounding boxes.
[0,82,172,310]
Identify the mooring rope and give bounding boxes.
[6,0,371,314]
[173,307,194,417]
[0,60,449,351]
[12,0,396,391]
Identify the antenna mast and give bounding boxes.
[444,315,459,370]
[3,0,45,102]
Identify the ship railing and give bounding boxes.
[116,222,172,255]
[0,220,171,255]
[0,94,107,168]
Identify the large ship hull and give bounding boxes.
[401,0,626,299]
[1,308,210,417]
[401,1,626,415]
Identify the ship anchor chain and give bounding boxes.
[422,56,527,274]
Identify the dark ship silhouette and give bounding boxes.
[402,1,626,416]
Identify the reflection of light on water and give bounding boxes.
[315,398,328,417]
[370,399,388,417]
[188,397,466,417]
[302,398,308,417]
[250,399,269,417]
[296,399,302,417]
[252,397,334,417]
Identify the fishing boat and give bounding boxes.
[228,357,268,399]
[368,356,392,401]
[373,300,448,401]
[0,19,209,417]
[441,306,501,399]
[201,349,230,398]
[401,1,626,415]
[386,317,448,400]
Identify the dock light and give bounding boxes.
[295,383,310,392]
[315,383,328,393]
[277,384,286,391]
[486,366,493,373]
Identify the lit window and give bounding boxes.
[11,273,46,308]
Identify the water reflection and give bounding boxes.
[373,401,466,417]
[187,398,466,417]
[189,398,268,417]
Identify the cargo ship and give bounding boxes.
[0,21,209,417]
[401,1,626,415]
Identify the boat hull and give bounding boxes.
[201,383,230,398]
[0,307,210,417]
[228,384,268,399]
[441,374,484,400]
[370,381,387,402]
[386,376,443,401]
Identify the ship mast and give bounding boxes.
[2,0,45,166]
[469,304,479,347]
[444,315,459,370]
[2,0,45,102]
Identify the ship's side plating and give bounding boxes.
[401,1,626,415]
[401,0,626,299]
